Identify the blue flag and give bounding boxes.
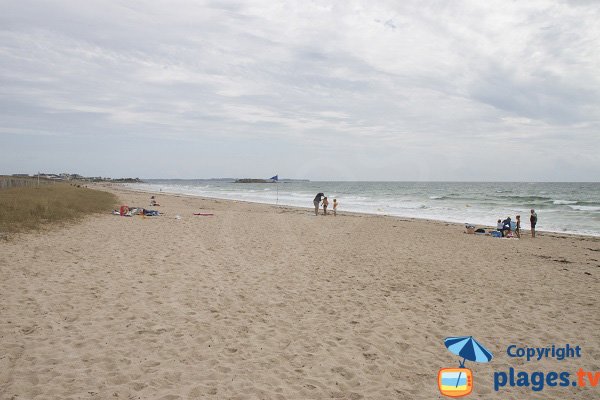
[270,175,278,181]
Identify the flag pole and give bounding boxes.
[269,174,279,206]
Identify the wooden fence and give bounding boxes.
[0,176,54,190]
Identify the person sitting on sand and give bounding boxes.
[333,198,338,216]
[150,195,160,206]
[322,196,329,216]
[313,193,324,216]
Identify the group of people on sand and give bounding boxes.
[113,195,162,217]
[313,192,338,216]
[496,209,538,238]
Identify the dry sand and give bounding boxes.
[1,185,599,399]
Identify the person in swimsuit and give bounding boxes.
[515,215,521,238]
[322,196,329,216]
[530,209,537,238]
[333,198,338,216]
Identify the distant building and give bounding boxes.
[41,174,63,180]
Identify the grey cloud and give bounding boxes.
[1,0,599,180]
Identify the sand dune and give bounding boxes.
[1,185,599,399]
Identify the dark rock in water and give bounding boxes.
[235,178,273,183]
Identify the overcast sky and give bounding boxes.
[1,0,599,180]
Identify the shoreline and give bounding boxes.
[105,182,600,240]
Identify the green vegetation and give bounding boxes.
[0,184,117,237]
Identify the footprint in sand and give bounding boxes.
[20,325,37,335]
[331,366,355,380]
[131,381,148,391]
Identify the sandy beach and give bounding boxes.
[1,185,599,399]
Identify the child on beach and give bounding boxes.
[322,196,329,215]
[515,215,521,238]
[496,219,503,236]
[333,199,338,216]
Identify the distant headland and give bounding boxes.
[5,173,143,183]
[235,178,272,183]
[234,178,310,183]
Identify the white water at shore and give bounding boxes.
[127,181,600,236]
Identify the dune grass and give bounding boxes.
[0,183,117,237]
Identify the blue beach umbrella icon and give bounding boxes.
[444,336,493,388]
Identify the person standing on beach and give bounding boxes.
[322,196,329,216]
[502,216,512,235]
[515,215,521,238]
[530,209,538,238]
[333,198,338,216]
[313,193,324,216]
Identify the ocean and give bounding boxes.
[127,181,600,237]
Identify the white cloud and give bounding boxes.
[1,0,599,179]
